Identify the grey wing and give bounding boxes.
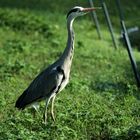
[15,66,64,109]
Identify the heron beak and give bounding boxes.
[82,7,102,12]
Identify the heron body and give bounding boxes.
[15,6,96,124]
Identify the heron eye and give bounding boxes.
[72,9,78,13]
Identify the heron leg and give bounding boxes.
[44,97,51,125]
[51,94,56,121]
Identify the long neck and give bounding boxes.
[60,17,75,63]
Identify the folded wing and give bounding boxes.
[15,66,64,109]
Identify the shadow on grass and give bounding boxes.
[90,125,140,140]
[113,125,140,140]
[91,79,140,101]
[92,81,129,93]
[127,125,140,139]
[90,58,140,100]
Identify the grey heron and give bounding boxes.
[15,6,97,124]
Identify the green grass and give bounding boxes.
[0,1,140,140]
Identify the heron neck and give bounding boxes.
[60,17,75,63]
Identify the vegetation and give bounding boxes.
[0,0,140,139]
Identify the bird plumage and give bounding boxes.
[15,64,65,109]
[15,6,97,123]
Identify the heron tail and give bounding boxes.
[15,90,28,110]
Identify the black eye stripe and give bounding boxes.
[67,8,78,18]
[70,8,78,13]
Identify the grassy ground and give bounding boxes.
[0,1,140,140]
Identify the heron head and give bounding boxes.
[67,6,98,19]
